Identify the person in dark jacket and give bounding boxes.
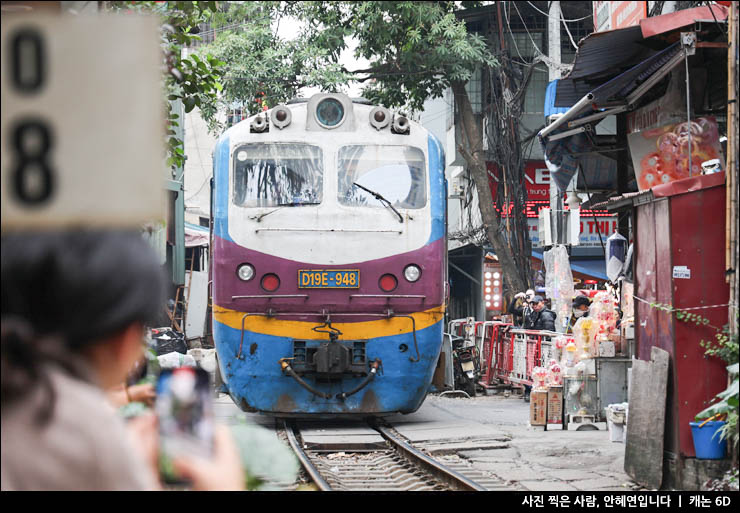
[524,296,557,331]
[521,295,556,403]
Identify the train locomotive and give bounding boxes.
[211,93,447,416]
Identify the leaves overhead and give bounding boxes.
[108,1,223,171]
[292,1,497,112]
[197,1,350,133]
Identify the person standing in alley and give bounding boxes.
[566,295,591,334]
[1,230,244,491]
[524,295,557,332]
[508,289,535,327]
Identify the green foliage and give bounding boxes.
[701,322,740,366]
[197,2,350,134]
[228,421,300,491]
[293,1,497,112]
[107,1,224,170]
[696,363,739,448]
[650,304,738,447]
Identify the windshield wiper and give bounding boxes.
[352,182,404,223]
[252,201,320,222]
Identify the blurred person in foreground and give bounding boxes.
[0,230,243,491]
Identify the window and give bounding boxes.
[338,146,427,209]
[232,144,323,207]
[465,67,482,114]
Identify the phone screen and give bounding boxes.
[156,367,214,476]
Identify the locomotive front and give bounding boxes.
[211,93,447,416]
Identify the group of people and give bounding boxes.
[507,289,557,331]
[507,289,591,334]
[506,289,591,402]
[1,231,245,491]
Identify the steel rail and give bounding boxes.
[283,420,491,491]
[282,420,333,491]
[372,423,487,491]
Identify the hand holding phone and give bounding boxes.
[156,367,214,482]
[171,424,246,491]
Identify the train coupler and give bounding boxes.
[336,359,382,401]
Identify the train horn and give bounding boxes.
[251,114,268,133]
[391,113,410,134]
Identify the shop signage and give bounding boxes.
[672,266,691,279]
[627,116,724,191]
[488,161,616,248]
[529,214,617,248]
[488,161,550,200]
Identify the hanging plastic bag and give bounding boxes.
[605,232,628,282]
[544,245,574,333]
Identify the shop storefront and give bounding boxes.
[537,4,733,490]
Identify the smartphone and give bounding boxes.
[156,367,214,483]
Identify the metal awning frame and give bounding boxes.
[541,34,695,144]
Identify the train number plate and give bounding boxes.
[298,269,360,289]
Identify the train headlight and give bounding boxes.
[271,105,292,129]
[369,106,390,130]
[315,98,345,128]
[403,265,421,283]
[237,264,255,281]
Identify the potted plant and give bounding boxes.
[692,362,738,459]
[692,321,739,462]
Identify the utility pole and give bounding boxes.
[548,2,565,244]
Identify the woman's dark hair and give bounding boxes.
[1,229,166,423]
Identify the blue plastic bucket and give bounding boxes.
[689,421,727,459]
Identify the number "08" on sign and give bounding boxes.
[9,28,55,205]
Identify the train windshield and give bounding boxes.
[338,145,426,209]
[232,144,323,207]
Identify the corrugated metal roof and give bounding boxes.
[553,5,728,109]
[589,191,652,210]
[588,42,681,107]
[554,26,648,108]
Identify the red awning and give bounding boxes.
[640,4,728,38]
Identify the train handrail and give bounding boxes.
[233,294,309,300]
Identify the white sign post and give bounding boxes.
[1,14,165,231]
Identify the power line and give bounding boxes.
[525,1,593,22]
[560,9,579,51]
[511,1,572,76]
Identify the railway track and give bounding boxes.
[281,419,506,491]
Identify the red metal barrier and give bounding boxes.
[489,328,556,387]
[481,322,511,387]
[448,319,557,390]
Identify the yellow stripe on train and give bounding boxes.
[212,305,445,340]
